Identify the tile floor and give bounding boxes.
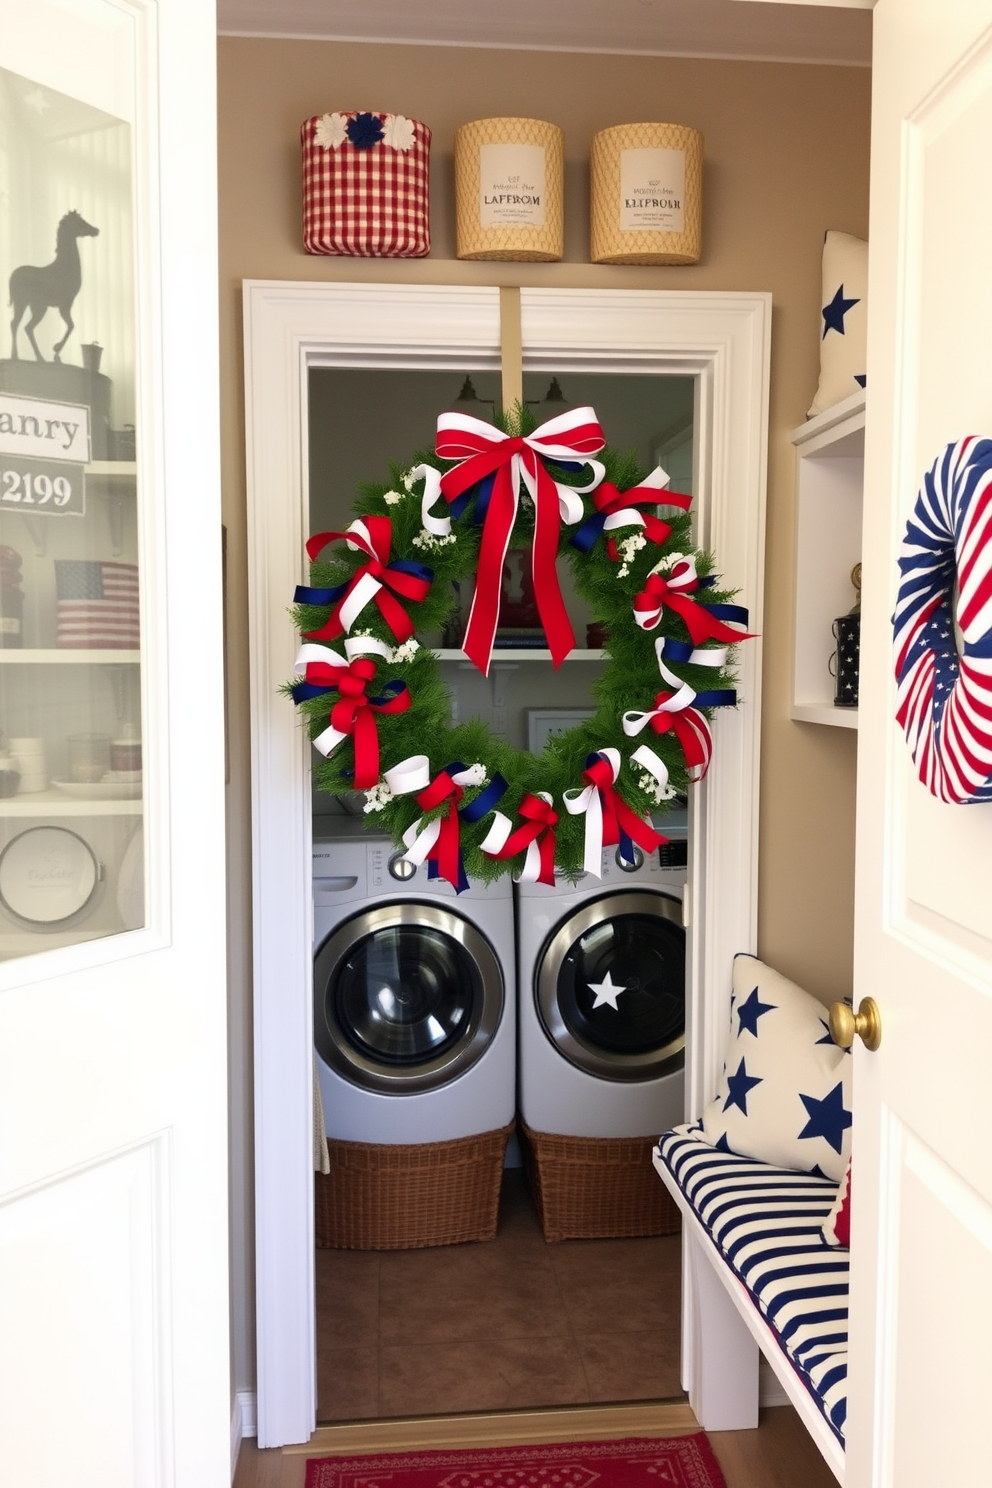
[316,1168,683,1422]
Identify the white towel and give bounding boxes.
[313,1053,330,1174]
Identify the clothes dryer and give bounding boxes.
[313,820,515,1144]
[516,833,687,1139]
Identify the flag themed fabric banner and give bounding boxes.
[55,560,140,649]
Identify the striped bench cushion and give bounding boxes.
[656,1125,849,1444]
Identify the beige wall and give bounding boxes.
[218,36,869,1393]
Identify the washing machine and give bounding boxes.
[313,819,515,1144]
[515,817,688,1139]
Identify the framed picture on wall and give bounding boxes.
[526,708,595,754]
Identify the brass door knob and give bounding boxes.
[829,997,882,1052]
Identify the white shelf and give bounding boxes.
[0,790,142,817]
[792,703,858,730]
[791,391,864,729]
[0,649,140,664]
[436,648,605,662]
[86,461,137,478]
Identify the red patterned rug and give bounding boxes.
[304,1434,727,1487]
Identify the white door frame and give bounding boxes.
[243,281,770,1447]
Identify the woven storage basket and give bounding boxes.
[590,122,702,266]
[520,1120,680,1243]
[455,117,563,261]
[301,111,431,258]
[315,1120,514,1250]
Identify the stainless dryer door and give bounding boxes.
[314,902,504,1093]
[537,890,684,1081]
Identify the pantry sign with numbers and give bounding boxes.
[0,391,91,515]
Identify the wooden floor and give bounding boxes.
[233,1404,840,1488]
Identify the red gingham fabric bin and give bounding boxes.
[301,111,431,258]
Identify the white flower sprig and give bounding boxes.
[391,638,421,664]
[412,530,456,552]
[382,490,403,505]
[364,782,394,813]
[401,469,419,492]
[638,770,678,805]
[616,531,647,578]
[649,551,688,577]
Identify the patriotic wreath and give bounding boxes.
[893,437,992,804]
[290,403,752,890]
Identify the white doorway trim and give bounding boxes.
[243,282,770,1448]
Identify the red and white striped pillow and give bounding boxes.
[821,1158,851,1247]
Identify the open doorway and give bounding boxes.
[308,365,694,1421]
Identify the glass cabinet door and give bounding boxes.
[0,63,142,959]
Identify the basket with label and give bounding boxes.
[455,117,563,261]
[590,122,703,266]
[301,111,432,258]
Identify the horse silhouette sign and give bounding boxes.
[9,210,99,362]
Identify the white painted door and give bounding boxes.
[0,3,230,1485]
[849,2,992,1483]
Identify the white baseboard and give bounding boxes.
[231,1390,259,1478]
[759,1356,791,1408]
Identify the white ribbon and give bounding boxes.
[600,466,670,536]
[387,759,486,867]
[325,519,390,634]
[479,790,555,883]
[294,636,394,758]
[630,743,674,798]
[562,747,622,877]
[409,464,451,538]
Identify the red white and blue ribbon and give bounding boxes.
[571,467,693,559]
[893,437,992,803]
[633,555,751,647]
[384,756,508,892]
[563,748,665,876]
[296,516,432,645]
[480,791,559,885]
[292,636,410,790]
[430,407,606,673]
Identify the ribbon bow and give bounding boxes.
[623,640,740,796]
[291,637,410,790]
[633,557,751,647]
[571,467,693,558]
[430,407,606,673]
[384,757,508,892]
[480,791,559,885]
[563,749,664,878]
[296,516,432,645]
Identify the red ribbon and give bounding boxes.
[305,516,431,645]
[414,768,466,888]
[597,480,692,561]
[302,656,409,790]
[488,793,559,886]
[633,562,748,647]
[581,755,665,855]
[644,691,713,777]
[436,410,605,672]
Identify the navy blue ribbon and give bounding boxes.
[424,764,509,891]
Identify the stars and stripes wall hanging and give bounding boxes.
[54,559,140,649]
[893,437,992,804]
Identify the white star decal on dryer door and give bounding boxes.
[587,971,628,1010]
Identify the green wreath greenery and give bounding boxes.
[290,403,747,886]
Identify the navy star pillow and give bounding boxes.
[807,229,868,417]
[695,953,852,1181]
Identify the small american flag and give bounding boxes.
[55,560,140,649]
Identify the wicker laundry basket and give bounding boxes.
[520,1120,680,1243]
[315,1120,514,1250]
